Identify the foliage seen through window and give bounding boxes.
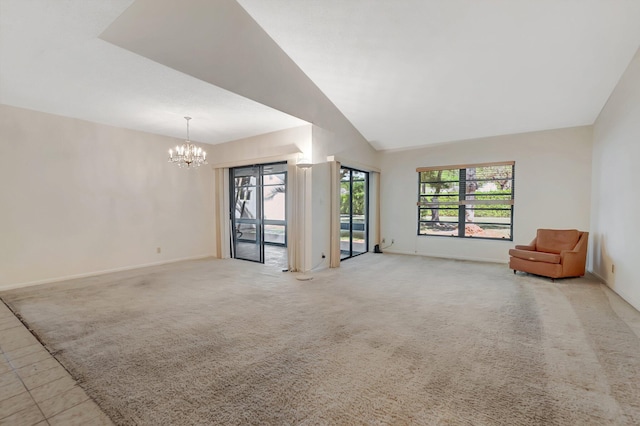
[417,163,514,239]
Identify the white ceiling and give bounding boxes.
[237,0,640,150]
[0,0,306,145]
[2,0,640,151]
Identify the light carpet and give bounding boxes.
[2,254,640,425]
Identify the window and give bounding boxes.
[417,162,514,240]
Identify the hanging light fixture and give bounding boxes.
[168,117,207,168]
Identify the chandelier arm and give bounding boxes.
[168,116,207,168]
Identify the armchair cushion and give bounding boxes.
[536,229,580,254]
[508,249,561,264]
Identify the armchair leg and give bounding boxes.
[513,270,516,274]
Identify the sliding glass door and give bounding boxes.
[230,163,287,267]
[231,165,262,262]
[262,164,287,260]
[340,167,368,260]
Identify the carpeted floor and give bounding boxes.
[2,254,640,425]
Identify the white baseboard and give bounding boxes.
[0,254,216,291]
[384,249,508,264]
[588,270,640,312]
[590,270,607,284]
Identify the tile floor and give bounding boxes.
[0,302,113,426]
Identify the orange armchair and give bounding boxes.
[509,229,588,280]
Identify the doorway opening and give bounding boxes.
[340,167,369,260]
[230,162,287,268]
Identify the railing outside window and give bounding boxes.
[417,162,514,240]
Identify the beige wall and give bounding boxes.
[3,91,611,291]
[309,162,331,271]
[591,48,640,311]
[380,126,593,263]
[309,125,380,271]
[311,125,379,170]
[0,105,215,289]
[210,125,312,168]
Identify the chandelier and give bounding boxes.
[168,117,207,168]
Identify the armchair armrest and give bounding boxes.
[559,232,588,259]
[560,232,589,277]
[560,249,581,261]
[514,237,537,252]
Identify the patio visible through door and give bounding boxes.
[230,162,287,268]
[340,167,368,260]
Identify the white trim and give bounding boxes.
[416,160,515,173]
[0,254,215,291]
[326,155,381,173]
[589,270,640,312]
[310,262,330,273]
[590,270,606,284]
[384,249,508,264]
[220,168,231,259]
[610,286,640,313]
[211,153,300,170]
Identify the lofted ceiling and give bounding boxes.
[2,0,640,151]
[237,0,640,150]
[0,0,307,145]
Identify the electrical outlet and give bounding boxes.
[611,264,615,274]
[157,247,161,254]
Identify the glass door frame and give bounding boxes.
[262,164,288,249]
[229,162,287,264]
[230,165,264,263]
[340,166,369,260]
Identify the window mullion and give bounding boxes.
[458,169,466,237]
